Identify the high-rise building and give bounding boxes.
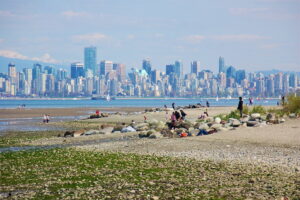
[166,64,175,75]
[142,59,151,75]
[174,60,183,78]
[283,73,289,94]
[236,70,246,84]
[219,56,225,73]
[191,61,200,74]
[71,62,84,79]
[8,63,17,79]
[84,46,97,75]
[289,73,298,88]
[226,66,236,79]
[275,72,283,95]
[151,70,161,83]
[113,63,126,82]
[100,60,113,76]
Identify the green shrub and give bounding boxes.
[284,94,300,114]
[243,105,249,115]
[250,105,266,115]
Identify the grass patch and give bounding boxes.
[0,131,64,147]
[284,95,300,114]
[0,148,298,199]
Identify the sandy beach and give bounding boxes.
[0,107,146,119]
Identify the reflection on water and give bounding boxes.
[0,115,88,134]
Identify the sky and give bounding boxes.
[0,0,299,73]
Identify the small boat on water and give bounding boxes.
[91,94,116,101]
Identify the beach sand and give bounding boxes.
[0,107,146,119]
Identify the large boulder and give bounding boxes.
[231,119,241,127]
[84,129,101,135]
[246,121,260,127]
[211,123,222,130]
[73,130,85,137]
[214,117,221,124]
[198,123,209,130]
[205,117,214,123]
[135,123,149,131]
[289,113,296,118]
[99,127,114,134]
[149,132,163,139]
[251,113,261,119]
[121,126,136,133]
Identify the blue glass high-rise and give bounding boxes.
[84,46,97,76]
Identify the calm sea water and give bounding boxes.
[0,98,279,109]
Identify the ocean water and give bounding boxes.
[0,98,279,109]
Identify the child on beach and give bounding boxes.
[43,114,47,123]
[46,114,50,123]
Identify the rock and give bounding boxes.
[232,119,241,127]
[211,123,222,130]
[176,128,187,134]
[138,132,148,138]
[246,121,259,127]
[279,118,285,123]
[148,119,158,126]
[224,123,232,128]
[73,130,85,137]
[64,131,75,137]
[189,129,199,136]
[84,129,101,135]
[113,125,124,132]
[198,123,209,130]
[101,113,109,117]
[219,127,229,131]
[251,113,261,119]
[113,131,121,134]
[149,132,163,139]
[99,127,114,134]
[214,117,221,124]
[205,117,214,122]
[151,196,159,200]
[121,126,136,133]
[135,123,149,131]
[289,113,296,118]
[241,116,250,123]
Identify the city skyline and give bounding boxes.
[0,0,299,72]
[0,46,298,98]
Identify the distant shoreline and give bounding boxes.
[0,97,281,100]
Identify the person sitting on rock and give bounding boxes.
[180,110,187,121]
[174,110,181,121]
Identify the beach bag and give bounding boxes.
[180,132,188,137]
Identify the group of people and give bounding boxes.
[43,114,50,123]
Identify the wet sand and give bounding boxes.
[0,107,146,119]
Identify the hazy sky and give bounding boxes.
[0,0,299,73]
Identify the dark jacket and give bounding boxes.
[237,100,243,110]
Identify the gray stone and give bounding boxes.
[289,113,296,118]
[149,132,163,139]
[84,130,100,135]
[198,123,209,130]
[99,127,114,134]
[232,119,241,127]
[214,117,221,124]
[246,121,259,127]
[121,126,136,133]
[251,113,261,119]
[211,123,222,130]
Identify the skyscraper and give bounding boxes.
[84,46,97,75]
[100,60,113,76]
[191,61,200,74]
[142,59,152,75]
[174,60,182,78]
[113,63,126,83]
[8,63,16,79]
[166,64,175,75]
[219,56,225,73]
[71,62,84,79]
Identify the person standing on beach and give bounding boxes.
[206,101,210,107]
[46,114,50,123]
[172,102,175,110]
[43,114,47,123]
[237,97,243,117]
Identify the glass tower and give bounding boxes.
[84,46,97,76]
